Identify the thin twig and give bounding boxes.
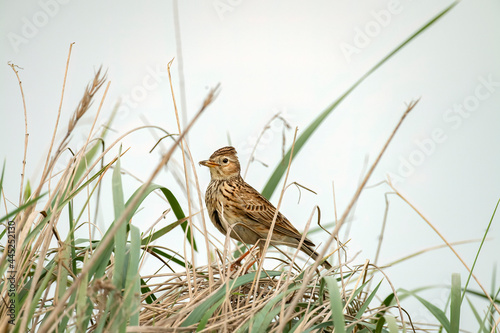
[243,113,290,178]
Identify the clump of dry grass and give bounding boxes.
[133,257,392,332]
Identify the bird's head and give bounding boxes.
[199,146,241,180]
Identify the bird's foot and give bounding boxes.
[230,244,259,273]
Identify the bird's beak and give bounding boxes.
[199,160,220,168]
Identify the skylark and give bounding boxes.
[200,146,332,269]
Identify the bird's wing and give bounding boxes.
[235,181,315,247]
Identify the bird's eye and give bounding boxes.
[222,158,229,164]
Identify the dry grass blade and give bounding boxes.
[27,43,74,216]
[8,63,29,207]
[167,57,198,297]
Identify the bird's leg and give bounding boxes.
[231,243,259,271]
[239,242,266,273]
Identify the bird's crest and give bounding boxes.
[210,146,237,160]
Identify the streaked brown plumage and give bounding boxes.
[200,146,331,269]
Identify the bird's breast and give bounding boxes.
[206,180,243,224]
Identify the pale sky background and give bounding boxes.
[1,0,500,330]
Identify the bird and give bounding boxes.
[199,146,332,270]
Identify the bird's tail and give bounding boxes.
[301,244,332,270]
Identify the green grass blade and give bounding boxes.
[488,279,500,333]
[16,259,55,305]
[324,276,346,333]
[125,183,196,250]
[383,314,399,333]
[450,273,461,333]
[261,1,458,199]
[141,218,186,246]
[92,241,116,280]
[76,267,91,332]
[112,151,126,289]
[149,247,189,268]
[141,278,157,304]
[126,225,141,326]
[87,183,189,280]
[0,193,45,223]
[462,198,499,302]
[73,139,104,186]
[14,265,55,333]
[249,286,302,333]
[67,199,77,273]
[158,186,197,251]
[112,149,126,217]
[347,280,383,333]
[465,297,487,333]
[400,288,450,331]
[110,152,126,332]
[289,317,306,333]
[461,287,500,302]
[22,179,31,204]
[54,292,77,332]
[0,160,4,194]
[318,275,326,306]
[252,306,286,333]
[196,297,226,332]
[302,321,334,333]
[56,240,70,304]
[374,293,393,332]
